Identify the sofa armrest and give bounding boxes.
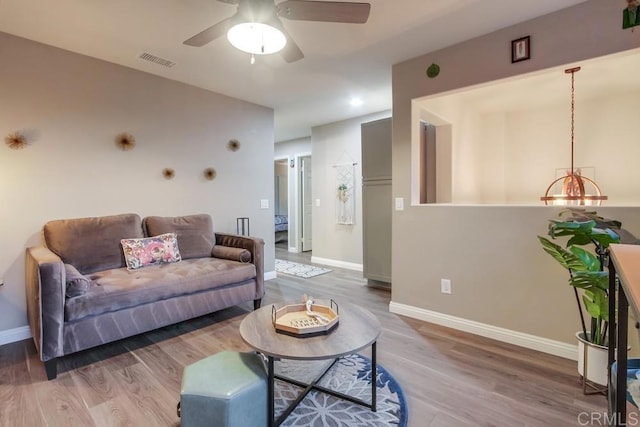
[214,233,265,300]
[25,246,65,362]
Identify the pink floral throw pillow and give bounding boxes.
[121,233,182,270]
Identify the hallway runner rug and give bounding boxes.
[275,259,332,278]
[275,353,408,426]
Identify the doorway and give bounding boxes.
[274,159,289,246]
[299,155,313,252]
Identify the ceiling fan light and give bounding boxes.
[227,22,287,55]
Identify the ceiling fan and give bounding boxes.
[183,0,371,63]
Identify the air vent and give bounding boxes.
[139,52,176,68]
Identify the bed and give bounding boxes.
[275,214,288,243]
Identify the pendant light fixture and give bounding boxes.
[540,67,607,206]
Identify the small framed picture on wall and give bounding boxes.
[511,36,531,63]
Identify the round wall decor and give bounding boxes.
[162,168,175,179]
[115,132,136,151]
[426,63,440,78]
[204,168,217,180]
[4,131,28,150]
[227,139,240,152]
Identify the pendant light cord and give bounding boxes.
[565,66,581,175]
[570,69,575,175]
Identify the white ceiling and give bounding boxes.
[0,0,590,142]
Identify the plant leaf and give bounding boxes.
[549,220,595,246]
[548,219,620,248]
[570,271,609,291]
[582,288,608,320]
[538,236,584,271]
[568,246,600,272]
[588,227,620,248]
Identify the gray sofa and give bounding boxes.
[25,213,264,380]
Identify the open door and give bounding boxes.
[300,155,313,252]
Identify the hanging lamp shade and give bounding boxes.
[540,67,607,206]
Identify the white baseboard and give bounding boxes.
[288,247,299,253]
[265,271,277,281]
[310,256,363,272]
[0,325,31,346]
[389,301,578,361]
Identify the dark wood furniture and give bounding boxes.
[608,244,640,426]
[239,302,381,427]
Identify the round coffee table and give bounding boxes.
[240,302,381,427]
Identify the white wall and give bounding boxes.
[478,113,506,203]
[0,32,275,334]
[310,111,390,268]
[550,92,640,205]
[274,137,311,252]
[274,138,312,159]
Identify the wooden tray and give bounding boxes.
[272,300,339,338]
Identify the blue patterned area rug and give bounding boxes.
[275,353,408,426]
[275,259,332,278]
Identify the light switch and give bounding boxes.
[315,199,321,207]
[260,199,269,209]
[395,197,404,211]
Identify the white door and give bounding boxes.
[300,156,313,252]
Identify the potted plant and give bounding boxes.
[538,209,623,391]
[337,183,349,202]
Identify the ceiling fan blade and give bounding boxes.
[216,0,238,3]
[277,0,370,24]
[183,16,236,47]
[280,28,304,63]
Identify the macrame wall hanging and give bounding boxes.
[333,152,357,225]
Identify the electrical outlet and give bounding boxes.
[260,199,269,209]
[441,279,451,294]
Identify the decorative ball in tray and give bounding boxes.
[272,296,339,338]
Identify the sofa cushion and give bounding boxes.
[143,214,215,260]
[64,258,256,321]
[44,213,143,274]
[121,233,182,270]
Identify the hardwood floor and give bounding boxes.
[1,246,607,426]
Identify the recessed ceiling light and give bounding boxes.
[350,98,364,107]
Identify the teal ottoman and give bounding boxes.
[180,351,267,427]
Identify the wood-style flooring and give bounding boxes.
[0,245,607,426]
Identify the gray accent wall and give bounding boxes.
[0,32,275,334]
[392,0,640,346]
